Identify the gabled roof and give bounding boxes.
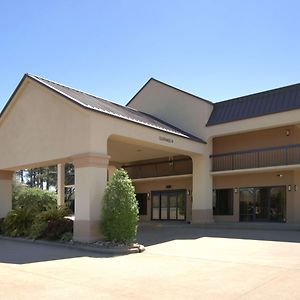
[1,74,205,143]
[126,77,213,107]
[207,83,300,126]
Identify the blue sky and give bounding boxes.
[0,0,299,111]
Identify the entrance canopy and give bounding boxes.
[0,74,211,241]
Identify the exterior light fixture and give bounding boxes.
[277,174,283,178]
[288,185,292,191]
[187,189,192,196]
[294,185,298,192]
[234,188,238,193]
[286,129,291,136]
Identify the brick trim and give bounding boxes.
[72,153,110,168]
[0,170,14,180]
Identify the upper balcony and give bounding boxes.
[122,156,192,180]
[211,144,300,172]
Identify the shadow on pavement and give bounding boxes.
[0,238,113,264]
[137,222,300,246]
[2,223,299,264]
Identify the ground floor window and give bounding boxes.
[239,186,286,222]
[136,193,148,215]
[213,189,234,215]
[152,190,186,220]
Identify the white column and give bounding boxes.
[191,153,214,223]
[0,170,13,218]
[57,163,65,206]
[73,153,110,242]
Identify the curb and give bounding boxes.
[0,235,145,255]
[138,222,300,231]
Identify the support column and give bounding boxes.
[73,153,110,242]
[292,171,300,223]
[0,170,13,218]
[191,154,214,223]
[57,163,65,206]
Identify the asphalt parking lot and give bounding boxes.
[1,224,300,299]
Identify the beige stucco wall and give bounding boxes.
[127,79,213,140]
[0,79,91,170]
[127,79,300,147]
[133,168,300,224]
[89,112,206,158]
[74,165,108,241]
[0,171,13,218]
[213,125,300,155]
[133,176,192,222]
[213,171,297,223]
[0,77,206,171]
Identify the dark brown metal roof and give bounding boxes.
[207,83,300,126]
[27,74,205,143]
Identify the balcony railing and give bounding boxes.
[211,144,300,172]
[122,158,192,179]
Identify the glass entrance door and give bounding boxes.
[161,194,168,220]
[239,186,286,222]
[151,190,186,221]
[152,194,160,220]
[169,193,177,220]
[255,187,269,221]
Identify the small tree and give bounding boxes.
[101,169,139,243]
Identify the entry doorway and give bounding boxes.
[239,186,286,222]
[152,190,186,221]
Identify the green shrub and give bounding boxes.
[101,168,139,243]
[3,187,57,237]
[42,219,73,240]
[36,205,72,222]
[0,218,4,234]
[29,205,72,240]
[3,207,36,237]
[60,231,73,242]
[29,219,48,240]
[13,186,57,212]
[4,186,70,240]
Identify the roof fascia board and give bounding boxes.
[0,74,28,119]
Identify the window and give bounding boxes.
[239,186,286,222]
[136,193,147,215]
[213,189,234,215]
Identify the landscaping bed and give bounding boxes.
[0,234,145,255]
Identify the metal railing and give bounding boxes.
[211,144,300,172]
[122,158,192,179]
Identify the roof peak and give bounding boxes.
[126,77,213,106]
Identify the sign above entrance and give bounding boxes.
[159,136,174,144]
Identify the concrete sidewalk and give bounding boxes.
[1,227,300,299]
